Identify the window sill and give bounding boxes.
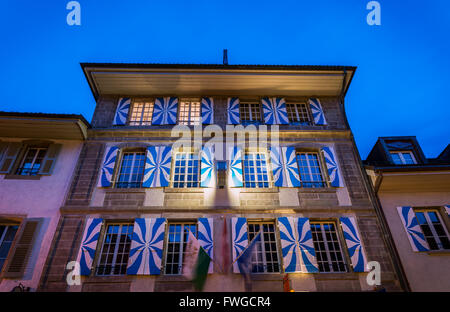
[297,187,335,193]
[240,187,279,193]
[426,250,450,256]
[164,188,204,193]
[4,174,41,180]
[156,275,191,282]
[104,188,146,193]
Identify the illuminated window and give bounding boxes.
[16,147,47,176]
[129,101,154,126]
[310,222,347,272]
[247,222,280,273]
[286,102,311,125]
[164,222,197,275]
[115,151,146,188]
[296,152,326,188]
[240,101,261,124]
[415,209,450,250]
[390,151,416,165]
[172,152,200,188]
[243,152,271,188]
[178,99,201,126]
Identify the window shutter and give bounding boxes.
[142,145,172,188]
[97,146,119,187]
[227,97,240,124]
[270,146,284,187]
[152,97,178,125]
[127,218,166,275]
[445,205,450,217]
[339,217,369,272]
[277,217,300,272]
[270,146,300,187]
[38,144,62,175]
[0,142,22,174]
[231,217,248,273]
[77,218,103,276]
[296,218,319,273]
[3,219,40,278]
[262,97,289,125]
[198,218,214,273]
[201,97,214,124]
[308,98,327,125]
[321,146,344,187]
[227,146,243,187]
[113,97,131,126]
[200,145,216,187]
[397,206,429,252]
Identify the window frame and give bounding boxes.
[285,101,312,125]
[414,209,450,251]
[389,151,417,165]
[170,149,201,188]
[177,98,201,126]
[15,147,48,176]
[247,220,281,274]
[0,224,19,273]
[114,149,146,189]
[239,100,262,124]
[243,150,272,188]
[127,99,155,126]
[295,151,328,188]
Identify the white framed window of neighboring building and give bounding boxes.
[390,151,416,165]
[178,99,201,126]
[115,150,146,188]
[296,152,327,188]
[16,147,47,176]
[415,209,450,251]
[286,102,312,125]
[310,221,347,273]
[0,224,19,272]
[243,151,272,188]
[247,221,280,273]
[171,151,200,188]
[96,223,134,276]
[128,100,154,126]
[239,101,262,124]
[164,222,197,275]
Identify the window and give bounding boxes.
[415,210,450,251]
[216,161,227,188]
[0,225,19,272]
[129,101,154,126]
[286,102,311,125]
[390,151,416,165]
[164,222,197,275]
[296,152,326,187]
[243,152,271,188]
[172,152,200,188]
[178,99,201,126]
[310,222,346,272]
[240,101,261,124]
[115,151,146,188]
[247,222,280,273]
[16,147,47,176]
[96,223,134,276]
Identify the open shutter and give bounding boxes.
[0,142,22,174]
[277,217,300,273]
[142,145,172,188]
[201,97,214,124]
[127,218,166,275]
[227,146,243,187]
[77,218,103,276]
[3,219,41,278]
[113,97,131,126]
[270,147,300,187]
[340,217,369,272]
[152,97,178,125]
[321,146,344,187]
[445,205,450,217]
[397,206,429,252]
[97,146,119,187]
[198,218,214,273]
[296,218,319,273]
[200,145,216,187]
[231,217,248,273]
[39,144,62,175]
[227,97,240,124]
[270,146,284,187]
[308,98,327,125]
[262,97,289,125]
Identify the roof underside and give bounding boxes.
[81,63,356,100]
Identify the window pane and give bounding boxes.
[310,222,346,272]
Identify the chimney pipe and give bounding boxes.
[223,49,228,65]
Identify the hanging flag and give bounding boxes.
[236,230,262,278]
[183,230,211,291]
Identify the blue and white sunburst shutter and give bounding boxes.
[308,98,327,125]
[227,146,243,187]
[201,145,216,187]
[296,218,319,273]
[201,97,214,124]
[113,97,131,126]
[339,217,369,272]
[152,97,179,125]
[142,145,172,188]
[232,217,248,273]
[227,97,240,124]
[198,218,214,273]
[97,146,119,187]
[397,206,429,252]
[261,97,289,125]
[444,205,450,217]
[321,146,344,187]
[77,218,103,276]
[277,217,301,272]
[127,218,166,275]
[270,146,300,187]
[270,146,284,187]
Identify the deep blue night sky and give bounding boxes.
[1,1,449,159]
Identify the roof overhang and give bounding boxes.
[0,113,89,140]
[81,63,356,100]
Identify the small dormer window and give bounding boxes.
[390,151,416,165]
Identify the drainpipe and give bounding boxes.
[339,70,411,292]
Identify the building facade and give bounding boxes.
[38,63,404,292]
[0,112,88,291]
[365,136,450,291]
